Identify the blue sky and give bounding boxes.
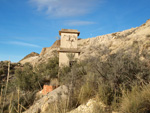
[0,0,150,62]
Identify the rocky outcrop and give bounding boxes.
[68,99,118,113]
[51,40,60,48]
[68,99,105,113]
[40,40,60,56]
[19,52,39,64]
[20,47,58,66]
[20,52,39,61]
[24,85,69,113]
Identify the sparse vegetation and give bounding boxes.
[1,36,150,112]
[15,63,41,91]
[57,43,150,112]
[0,56,59,113]
[120,84,150,113]
[112,33,117,37]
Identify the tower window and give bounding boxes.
[69,61,76,67]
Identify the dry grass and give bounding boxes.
[43,98,69,113]
[1,61,11,113]
[120,83,150,113]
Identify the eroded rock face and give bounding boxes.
[19,52,39,65]
[20,52,39,62]
[24,85,69,113]
[40,40,60,56]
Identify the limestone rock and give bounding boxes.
[20,52,39,61]
[23,85,69,113]
[19,52,39,64]
[68,99,119,113]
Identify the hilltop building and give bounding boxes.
[58,29,80,67]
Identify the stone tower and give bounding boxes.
[58,29,80,67]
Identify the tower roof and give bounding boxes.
[59,29,80,36]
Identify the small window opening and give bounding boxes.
[69,61,76,67]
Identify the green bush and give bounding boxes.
[58,61,88,109]
[35,56,59,79]
[15,57,59,91]
[0,68,4,75]
[59,60,87,85]
[15,63,41,91]
[58,66,71,84]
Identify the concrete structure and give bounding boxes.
[58,29,80,67]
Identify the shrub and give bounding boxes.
[120,84,150,113]
[58,43,150,111]
[58,61,88,109]
[59,61,87,85]
[58,66,71,84]
[97,83,114,106]
[75,44,150,111]
[15,57,59,91]
[35,56,59,79]
[2,90,37,113]
[44,57,59,78]
[77,74,96,104]
[15,63,41,91]
[0,69,4,75]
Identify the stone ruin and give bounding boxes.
[58,29,80,67]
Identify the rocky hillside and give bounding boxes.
[18,19,150,113]
[19,40,60,65]
[78,19,150,60]
[20,19,150,65]
[20,52,39,64]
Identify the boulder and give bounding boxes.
[23,85,69,113]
